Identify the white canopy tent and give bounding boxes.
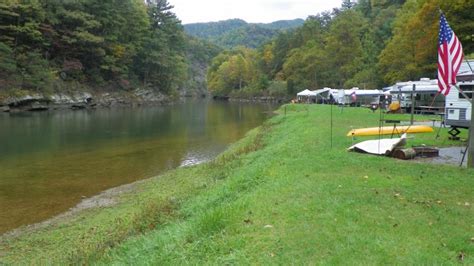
[297,89,316,96]
[329,88,382,105]
[296,89,317,103]
[296,88,333,103]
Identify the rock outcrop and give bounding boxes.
[0,89,170,112]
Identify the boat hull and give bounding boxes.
[347,125,433,137]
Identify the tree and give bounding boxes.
[282,41,330,90]
[324,9,366,88]
[0,42,18,89]
[441,0,474,55]
[207,47,264,95]
[378,0,438,84]
[134,0,186,93]
[0,0,52,91]
[82,0,149,84]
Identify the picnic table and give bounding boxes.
[415,106,445,115]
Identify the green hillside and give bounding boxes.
[206,0,474,97]
[184,19,304,48]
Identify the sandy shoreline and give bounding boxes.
[1,178,147,239]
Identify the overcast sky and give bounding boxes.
[168,0,344,24]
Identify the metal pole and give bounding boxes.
[330,103,333,149]
[453,84,473,168]
[468,99,474,168]
[465,59,473,73]
[463,59,474,167]
[411,84,415,125]
[455,84,472,101]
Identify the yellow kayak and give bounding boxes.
[347,125,433,137]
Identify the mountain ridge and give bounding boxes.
[184,18,305,49]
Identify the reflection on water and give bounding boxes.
[0,100,277,234]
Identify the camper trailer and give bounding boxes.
[329,88,382,106]
[387,78,445,112]
[445,60,473,130]
[445,82,474,128]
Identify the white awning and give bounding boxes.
[297,89,316,96]
[387,78,439,94]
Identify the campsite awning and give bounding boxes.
[387,78,439,94]
[297,89,316,96]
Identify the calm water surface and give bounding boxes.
[0,100,277,234]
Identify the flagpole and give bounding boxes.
[466,86,474,168]
[410,84,415,125]
[454,84,472,102]
[453,84,473,168]
[330,101,333,149]
[465,59,473,73]
[469,103,474,167]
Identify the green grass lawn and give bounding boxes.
[1,104,472,264]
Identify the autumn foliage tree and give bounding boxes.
[207,47,264,96]
[206,0,473,97]
[0,0,187,94]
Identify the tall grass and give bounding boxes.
[1,104,472,264]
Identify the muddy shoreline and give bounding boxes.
[1,178,147,239]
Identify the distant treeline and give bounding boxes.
[0,0,212,96]
[184,19,305,49]
[206,0,474,97]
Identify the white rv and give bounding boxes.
[329,88,382,106]
[445,80,473,128]
[387,78,445,112]
[445,61,474,129]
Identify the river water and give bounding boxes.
[0,100,277,234]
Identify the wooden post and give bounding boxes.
[411,84,415,125]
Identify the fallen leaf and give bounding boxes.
[264,225,273,229]
[458,251,465,261]
[465,202,470,206]
[364,175,369,179]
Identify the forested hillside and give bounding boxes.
[207,0,474,97]
[256,19,305,30]
[184,19,304,48]
[183,35,222,96]
[1,0,472,100]
[0,0,217,97]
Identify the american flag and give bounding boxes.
[438,13,464,96]
[350,91,357,102]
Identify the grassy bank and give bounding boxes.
[1,104,472,264]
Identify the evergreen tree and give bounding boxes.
[134,0,186,93]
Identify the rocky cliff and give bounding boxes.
[0,89,171,113]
